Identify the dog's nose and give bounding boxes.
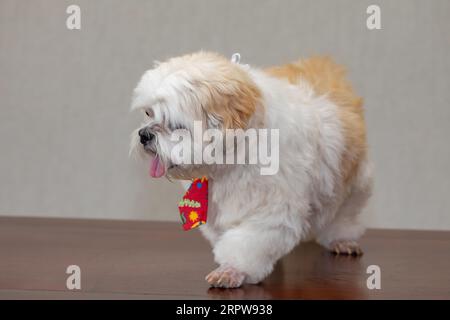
[138,128,155,145]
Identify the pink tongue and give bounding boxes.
[149,155,165,178]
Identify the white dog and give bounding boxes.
[130,52,373,288]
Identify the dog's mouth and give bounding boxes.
[148,154,165,178]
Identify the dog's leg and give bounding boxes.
[206,224,301,288]
[316,189,370,255]
[316,162,373,256]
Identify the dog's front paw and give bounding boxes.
[205,265,246,288]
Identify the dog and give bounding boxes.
[130,52,373,288]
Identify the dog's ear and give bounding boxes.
[198,66,261,130]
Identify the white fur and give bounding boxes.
[130,54,373,287]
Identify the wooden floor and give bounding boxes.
[0,217,449,299]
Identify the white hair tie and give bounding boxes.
[231,53,250,70]
[231,53,241,64]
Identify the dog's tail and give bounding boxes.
[265,56,363,112]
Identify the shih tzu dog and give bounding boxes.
[130,52,373,288]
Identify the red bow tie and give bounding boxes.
[178,177,208,231]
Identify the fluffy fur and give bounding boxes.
[130,52,373,288]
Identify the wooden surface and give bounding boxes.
[0,217,449,299]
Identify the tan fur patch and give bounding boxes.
[266,57,367,184]
[181,52,261,129]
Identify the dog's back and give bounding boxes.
[265,57,367,184]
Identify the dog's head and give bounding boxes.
[130,52,261,179]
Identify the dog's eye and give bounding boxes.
[144,109,154,118]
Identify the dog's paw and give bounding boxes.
[205,265,246,288]
[329,240,363,256]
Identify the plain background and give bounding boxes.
[0,0,449,230]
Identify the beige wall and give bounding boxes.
[1,0,449,229]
